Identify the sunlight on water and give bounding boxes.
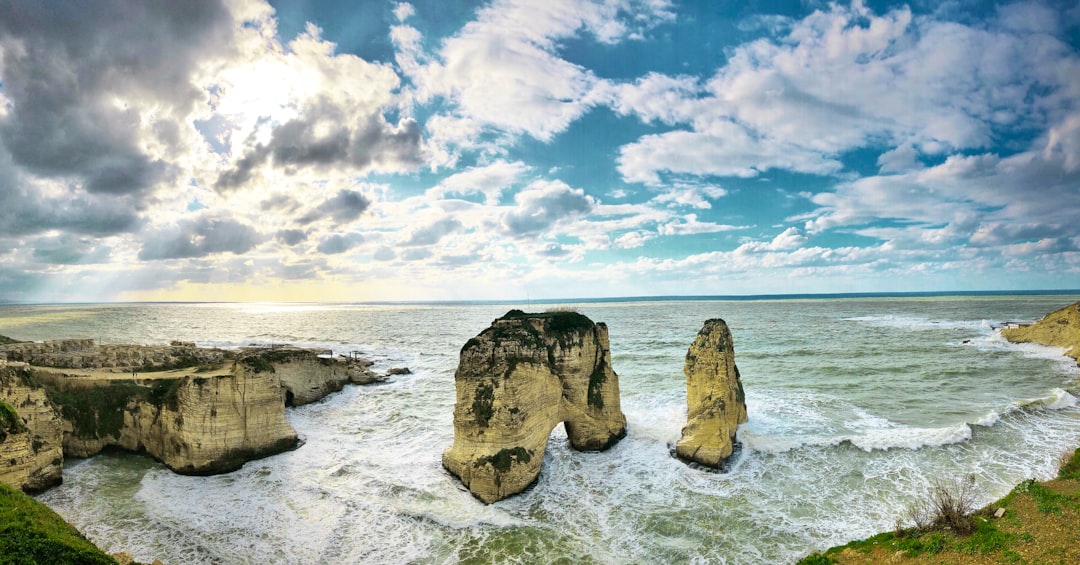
[12,296,1080,564]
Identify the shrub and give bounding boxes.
[907,474,979,535]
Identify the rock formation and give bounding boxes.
[0,336,387,486]
[675,319,748,469]
[1002,301,1080,366]
[247,347,382,407]
[41,354,299,475]
[443,310,626,503]
[0,363,64,492]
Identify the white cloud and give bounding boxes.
[427,160,530,204]
[652,184,728,208]
[658,214,744,236]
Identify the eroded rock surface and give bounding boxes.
[0,363,64,492]
[443,310,626,503]
[1002,301,1080,366]
[675,318,748,469]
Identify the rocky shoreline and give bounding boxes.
[0,337,401,492]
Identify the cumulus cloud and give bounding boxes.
[612,2,1080,185]
[297,189,372,226]
[0,1,231,197]
[30,234,111,265]
[401,0,674,150]
[501,180,595,238]
[138,215,265,260]
[316,233,364,254]
[403,216,462,246]
[427,161,529,204]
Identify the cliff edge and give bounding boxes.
[675,318,748,469]
[0,363,64,493]
[1001,300,1080,365]
[443,310,627,503]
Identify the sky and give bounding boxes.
[0,0,1078,303]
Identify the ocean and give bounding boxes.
[2,295,1079,564]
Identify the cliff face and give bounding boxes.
[258,348,381,406]
[53,362,299,475]
[443,310,626,504]
[675,319,748,469]
[1002,301,1080,366]
[0,364,64,492]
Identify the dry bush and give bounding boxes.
[906,474,979,535]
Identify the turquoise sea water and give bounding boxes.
[1,296,1079,564]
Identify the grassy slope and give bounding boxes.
[797,449,1080,564]
[0,483,116,565]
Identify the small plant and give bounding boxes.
[471,383,495,427]
[907,474,980,535]
[0,401,26,442]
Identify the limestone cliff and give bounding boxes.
[247,348,382,406]
[443,310,626,504]
[44,356,300,475]
[675,319,748,469]
[0,363,64,492]
[1002,301,1080,366]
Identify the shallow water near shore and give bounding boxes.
[3,295,1080,564]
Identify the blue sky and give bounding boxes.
[0,0,1078,302]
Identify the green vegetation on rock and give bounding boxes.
[0,401,26,442]
[472,383,495,427]
[45,379,180,439]
[474,447,532,472]
[0,334,22,345]
[0,482,116,565]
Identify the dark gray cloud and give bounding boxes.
[298,190,372,225]
[138,215,264,260]
[276,229,309,246]
[316,233,363,254]
[0,0,233,198]
[403,217,461,246]
[261,194,301,213]
[0,158,141,237]
[31,234,111,265]
[501,183,594,238]
[215,97,423,191]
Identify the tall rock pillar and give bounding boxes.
[676,318,748,469]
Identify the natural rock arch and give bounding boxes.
[442,310,627,503]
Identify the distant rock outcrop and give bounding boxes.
[0,363,64,493]
[1002,301,1080,366]
[443,310,627,503]
[675,319,748,469]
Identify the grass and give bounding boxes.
[0,482,116,565]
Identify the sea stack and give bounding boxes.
[1001,300,1080,366]
[676,318,748,469]
[443,310,627,503]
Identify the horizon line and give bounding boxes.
[2,289,1079,307]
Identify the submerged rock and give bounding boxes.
[443,310,626,503]
[1002,300,1080,366]
[675,318,748,469]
